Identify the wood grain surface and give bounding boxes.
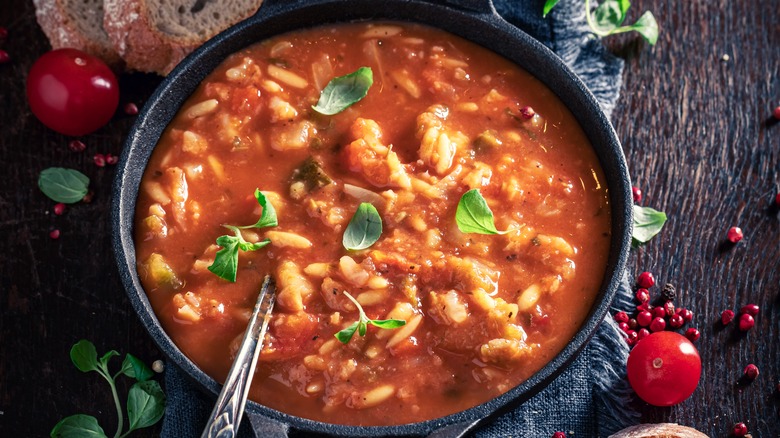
[1,0,778,437]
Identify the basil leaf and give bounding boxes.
[97,350,119,371]
[126,380,166,431]
[455,189,508,235]
[39,168,90,204]
[312,67,373,115]
[50,414,107,438]
[121,354,154,382]
[542,0,560,17]
[369,319,407,329]
[208,235,241,282]
[343,202,383,250]
[632,204,667,246]
[623,11,659,45]
[335,322,359,344]
[241,189,278,229]
[70,340,99,373]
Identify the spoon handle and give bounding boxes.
[201,275,276,438]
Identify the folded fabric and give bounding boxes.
[161,0,639,436]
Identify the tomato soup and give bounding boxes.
[134,22,611,426]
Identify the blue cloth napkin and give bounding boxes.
[162,1,639,436]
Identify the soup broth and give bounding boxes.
[134,22,611,426]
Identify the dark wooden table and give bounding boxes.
[1,0,778,437]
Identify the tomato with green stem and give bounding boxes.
[627,331,701,406]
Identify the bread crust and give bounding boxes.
[33,0,122,66]
[609,423,710,438]
[103,0,262,75]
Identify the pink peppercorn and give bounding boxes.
[663,300,676,317]
[721,309,735,325]
[68,139,86,152]
[0,26,8,40]
[637,328,650,341]
[637,271,655,289]
[53,203,66,216]
[773,106,780,120]
[669,314,684,329]
[653,306,666,319]
[49,229,60,239]
[627,318,638,330]
[519,106,535,119]
[740,304,759,316]
[727,227,743,243]
[94,153,106,167]
[618,322,629,332]
[636,303,651,313]
[635,288,650,303]
[614,311,629,323]
[0,49,10,64]
[678,308,694,323]
[732,422,748,437]
[743,364,759,380]
[685,327,700,342]
[124,102,139,115]
[625,330,638,345]
[636,311,653,327]
[649,317,666,332]
[632,186,642,203]
[775,191,780,206]
[552,432,566,438]
[105,153,119,165]
[738,313,755,331]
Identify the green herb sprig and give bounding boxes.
[334,292,406,344]
[544,0,659,45]
[208,189,278,282]
[51,340,165,438]
[632,204,667,246]
[39,167,90,203]
[342,202,383,250]
[455,189,509,235]
[312,67,373,115]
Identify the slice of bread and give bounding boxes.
[33,0,122,66]
[609,423,710,438]
[103,0,264,75]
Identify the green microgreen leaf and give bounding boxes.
[98,350,119,371]
[312,67,373,115]
[50,414,107,438]
[623,11,659,45]
[542,0,561,17]
[335,292,405,344]
[369,319,407,329]
[546,0,659,46]
[38,167,90,204]
[455,189,508,235]
[240,189,278,229]
[54,341,166,438]
[335,322,360,344]
[126,380,166,432]
[342,202,383,250]
[121,354,154,382]
[208,189,277,282]
[632,204,667,246]
[70,340,99,373]
[593,0,629,31]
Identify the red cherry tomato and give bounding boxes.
[26,48,119,136]
[627,331,701,406]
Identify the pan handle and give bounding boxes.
[427,420,481,438]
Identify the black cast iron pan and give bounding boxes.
[112,0,633,436]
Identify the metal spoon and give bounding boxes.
[201,275,276,438]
